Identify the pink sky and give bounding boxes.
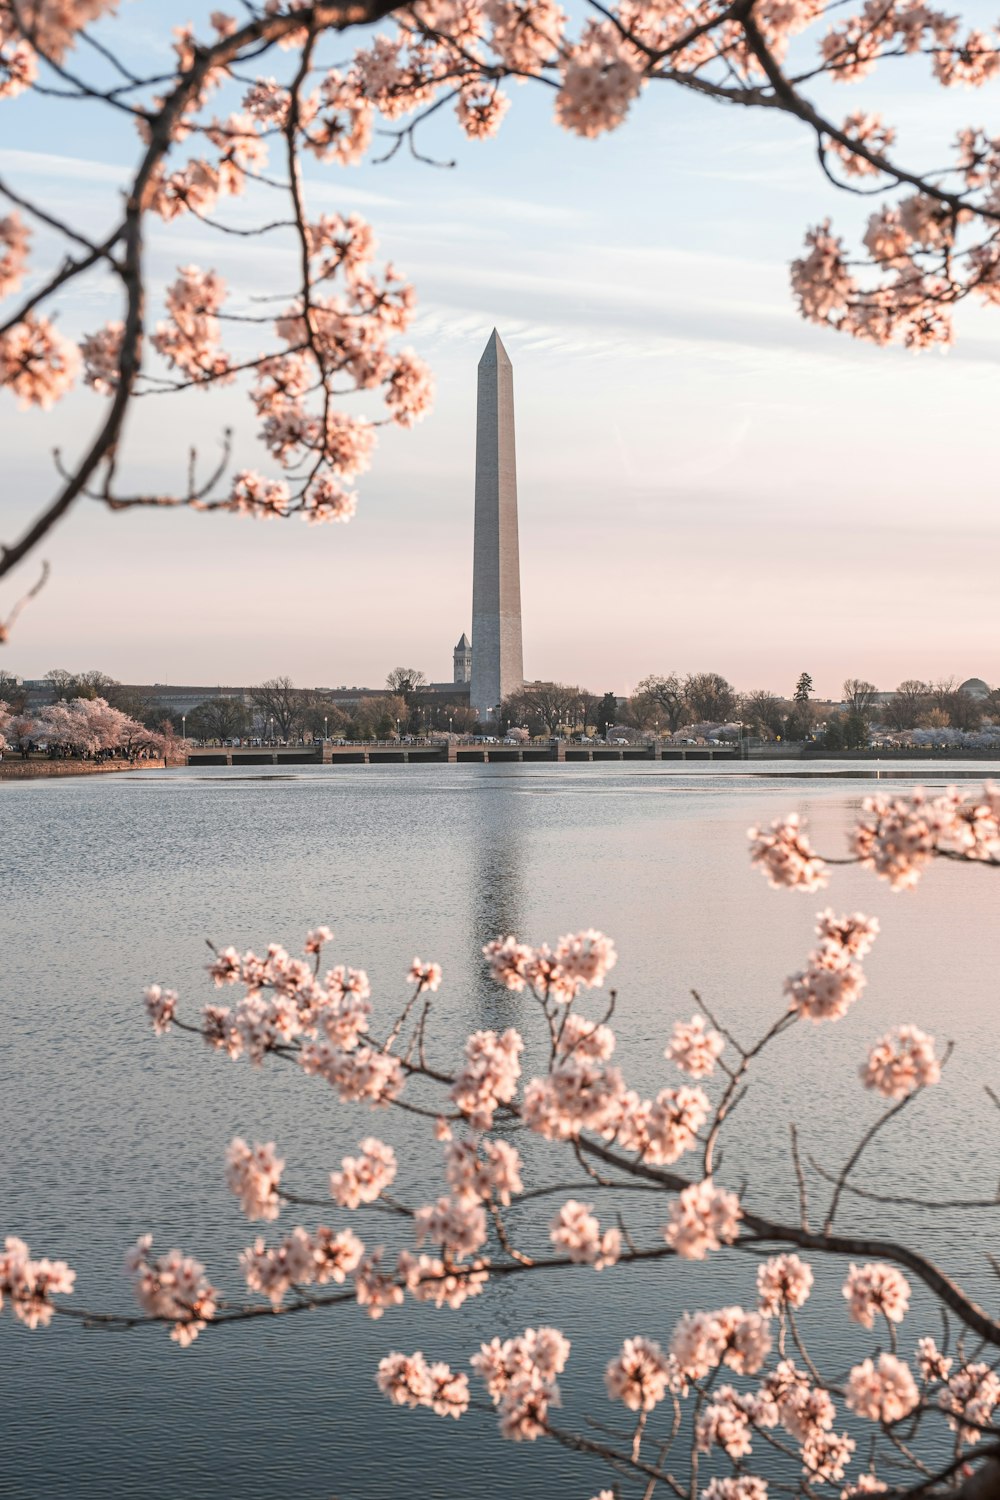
[2,19,998,701]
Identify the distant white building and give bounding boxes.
[959,677,990,700]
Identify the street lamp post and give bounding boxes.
[324,715,328,741]
[181,714,186,740]
[269,716,274,744]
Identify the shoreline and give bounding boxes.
[0,758,168,781]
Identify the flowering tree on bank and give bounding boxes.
[2,693,168,756]
[6,783,1000,1497]
[2,0,1000,630]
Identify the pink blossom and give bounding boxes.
[815,909,880,958]
[79,321,123,395]
[622,1085,709,1165]
[299,1040,403,1104]
[702,1481,768,1500]
[757,1253,815,1314]
[852,787,1000,890]
[456,82,510,139]
[828,113,897,177]
[1,2,117,67]
[152,265,231,383]
[861,1025,941,1099]
[485,0,566,72]
[748,814,829,891]
[670,1307,771,1379]
[801,1432,856,1484]
[665,1014,725,1077]
[226,1137,284,1221]
[408,957,442,991]
[126,1234,217,1345]
[549,1201,621,1269]
[241,1224,363,1307]
[354,1249,406,1319]
[697,1387,755,1458]
[0,1236,75,1329]
[0,40,38,100]
[450,1027,523,1127]
[605,1336,678,1411]
[553,929,618,988]
[143,984,178,1035]
[556,1012,616,1062]
[482,930,616,1002]
[413,1196,487,1261]
[206,111,268,194]
[0,211,29,297]
[784,911,876,1024]
[791,221,858,325]
[385,349,434,427]
[555,21,643,138]
[396,1250,488,1309]
[845,1353,920,1422]
[472,1326,570,1441]
[523,1053,626,1140]
[330,1137,397,1208]
[482,935,535,990]
[376,1350,470,1417]
[843,1262,911,1328]
[445,1136,523,1206]
[941,1362,1000,1443]
[758,1360,834,1442]
[664,1180,742,1260]
[304,926,333,953]
[303,474,357,523]
[842,1476,888,1499]
[223,470,290,519]
[917,1336,952,1382]
[312,1226,365,1284]
[0,314,80,409]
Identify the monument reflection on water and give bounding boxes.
[2,762,999,1498]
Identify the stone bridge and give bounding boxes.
[186,743,742,767]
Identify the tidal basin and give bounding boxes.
[2,762,998,1498]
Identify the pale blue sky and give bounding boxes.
[2,3,998,698]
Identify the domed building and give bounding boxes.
[959,678,990,700]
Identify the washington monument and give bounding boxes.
[470,329,524,720]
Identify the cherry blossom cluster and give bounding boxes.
[665,1013,725,1077]
[329,1136,397,1208]
[756,1253,814,1316]
[444,1135,523,1205]
[375,1350,470,1417]
[748,814,830,892]
[0,1235,75,1329]
[240,1224,364,1308]
[670,1305,773,1382]
[861,1024,941,1100]
[664,1179,743,1260]
[125,1234,218,1346]
[844,1352,920,1423]
[784,909,879,1023]
[842,1261,911,1328]
[939,1361,1000,1444]
[225,1137,284,1221]
[471,1326,571,1440]
[605,1335,681,1411]
[482,928,617,1002]
[8,859,989,1496]
[852,785,1000,890]
[549,1200,621,1268]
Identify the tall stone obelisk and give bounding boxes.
[470,329,523,721]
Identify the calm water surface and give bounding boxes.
[2,761,998,1499]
